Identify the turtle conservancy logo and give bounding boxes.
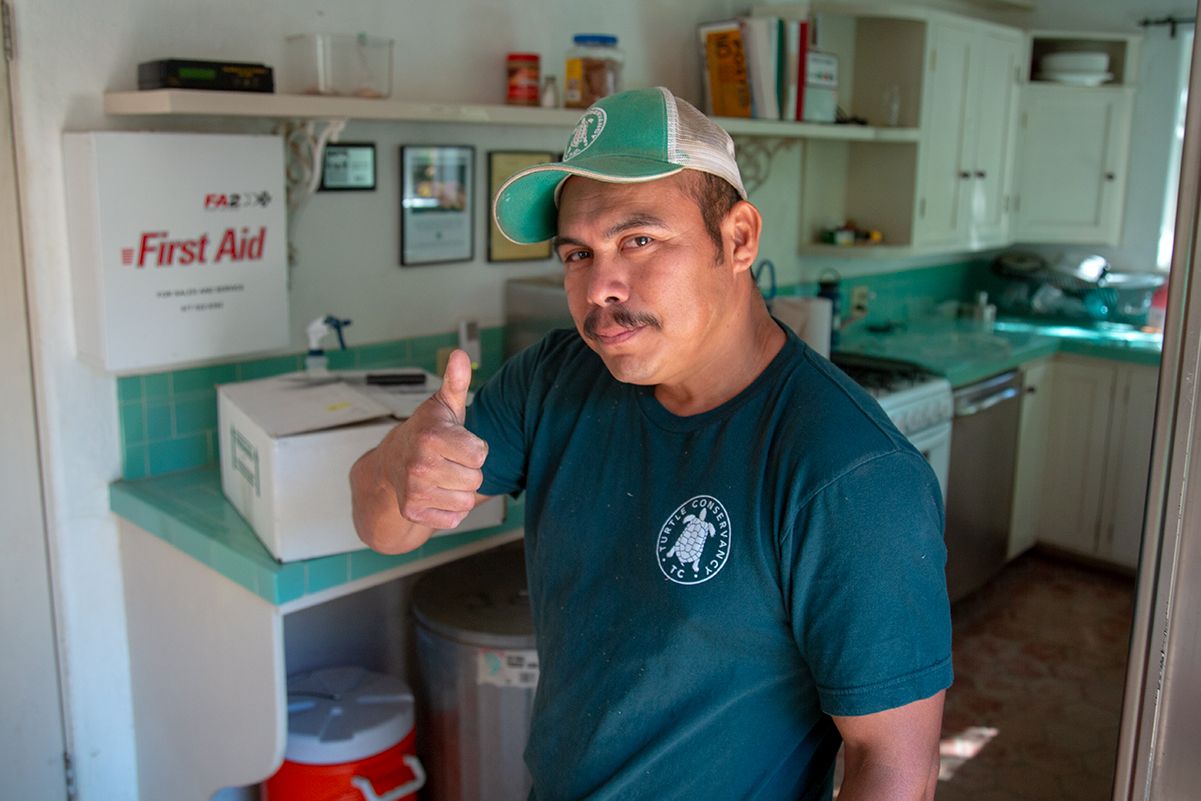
[657,495,731,585]
[563,108,607,161]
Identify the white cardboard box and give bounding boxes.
[62,132,289,373]
[217,373,506,562]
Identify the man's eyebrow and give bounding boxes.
[553,214,672,251]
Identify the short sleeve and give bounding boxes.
[464,336,548,498]
[784,448,953,717]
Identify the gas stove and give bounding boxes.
[831,353,953,437]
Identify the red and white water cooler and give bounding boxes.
[262,666,425,801]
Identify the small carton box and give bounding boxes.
[218,372,505,562]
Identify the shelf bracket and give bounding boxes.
[277,118,348,266]
[732,136,798,197]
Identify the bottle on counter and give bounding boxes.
[971,291,997,332]
[564,34,623,108]
[816,270,842,348]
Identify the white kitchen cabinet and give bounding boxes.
[1037,356,1115,556]
[1097,363,1159,568]
[1008,358,1052,558]
[1030,355,1158,568]
[796,5,1023,253]
[1013,86,1134,245]
[913,21,1022,250]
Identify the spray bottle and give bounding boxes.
[305,315,352,375]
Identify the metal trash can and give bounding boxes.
[411,544,537,801]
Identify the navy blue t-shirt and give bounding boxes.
[465,326,952,800]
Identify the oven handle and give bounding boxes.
[955,385,1020,417]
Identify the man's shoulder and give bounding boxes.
[769,340,917,478]
[509,328,600,379]
[488,328,608,403]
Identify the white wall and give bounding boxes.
[8,1,756,798]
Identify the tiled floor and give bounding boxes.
[936,551,1136,801]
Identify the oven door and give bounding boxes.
[905,420,951,506]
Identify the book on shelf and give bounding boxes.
[701,7,813,123]
[698,20,752,118]
[741,15,780,120]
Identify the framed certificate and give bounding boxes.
[488,150,555,262]
[320,143,376,191]
[399,145,474,266]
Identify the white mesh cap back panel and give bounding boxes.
[669,92,748,199]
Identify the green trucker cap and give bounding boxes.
[492,86,748,245]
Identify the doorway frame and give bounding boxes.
[0,5,71,797]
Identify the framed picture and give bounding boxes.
[320,143,376,191]
[488,150,556,262]
[399,145,474,266]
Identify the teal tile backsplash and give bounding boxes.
[115,262,983,482]
[117,325,506,480]
[773,259,991,327]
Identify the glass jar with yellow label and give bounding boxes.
[564,34,623,109]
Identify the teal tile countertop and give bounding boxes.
[838,317,1162,387]
[111,467,524,608]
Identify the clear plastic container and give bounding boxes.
[564,34,623,108]
[286,33,394,98]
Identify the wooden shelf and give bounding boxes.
[720,115,920,142]
[104,89,585,126]
[104,89,922,142]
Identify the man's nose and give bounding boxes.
[586,253,630,307]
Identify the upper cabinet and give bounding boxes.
[913,21,1023,250]
[1012,32,1140,246]
[1013,86,1133,245]
[796,5,1024,253]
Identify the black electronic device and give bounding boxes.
[137,59,275,93]
[365,372,428,387]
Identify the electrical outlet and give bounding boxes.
[851,286,872,316]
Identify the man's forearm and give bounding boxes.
[837,747,939,801]
[350,446,436,554]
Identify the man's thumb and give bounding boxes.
[438,348,472,423]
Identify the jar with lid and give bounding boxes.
[564,34,623,108]
[506,53,541,106]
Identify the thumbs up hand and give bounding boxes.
[433,347,473,425]
[353,349,489,547]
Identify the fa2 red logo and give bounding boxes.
[204,191,272,210]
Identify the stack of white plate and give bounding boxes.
[1035,51,1112,86]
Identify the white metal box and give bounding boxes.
[62,132,289,373]
[218,373,506,562]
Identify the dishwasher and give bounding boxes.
[944,370,1023,603]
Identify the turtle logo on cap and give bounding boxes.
[564,108,607,161]
[657,495,731,585]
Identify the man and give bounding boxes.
[352,86,951,799]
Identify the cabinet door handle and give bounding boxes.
[1105,171,1116,181]
[975,170,986,178]
[959,170,972,179]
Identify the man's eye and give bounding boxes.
[562,249,591,264]
[628,236,653,248]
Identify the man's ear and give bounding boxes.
[724,200,762,275]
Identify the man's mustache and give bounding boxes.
[583,306,662,340]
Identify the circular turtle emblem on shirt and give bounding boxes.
[563,108,607,161]
[657,495,731,585]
